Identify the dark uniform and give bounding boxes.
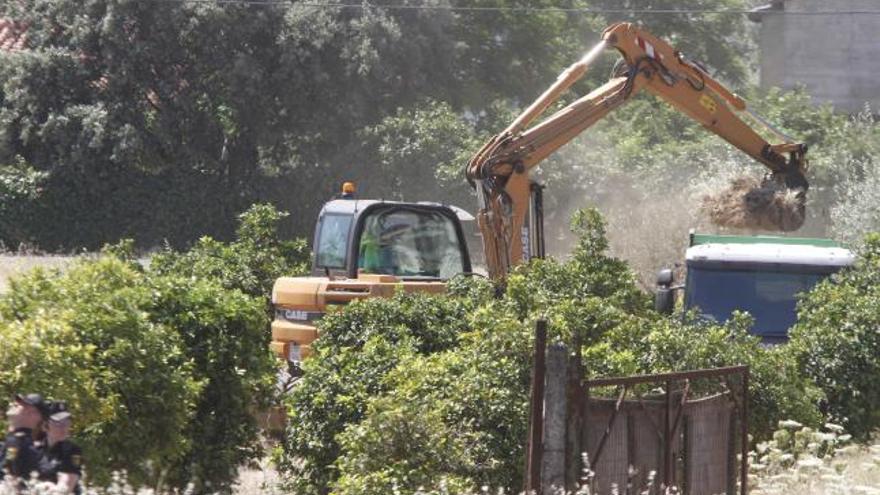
[39,403,83,494]
[38,439,82,492]
[2,427,43,478]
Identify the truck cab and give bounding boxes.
[656,233,854,343]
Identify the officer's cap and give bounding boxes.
[49,411,71,423]
[15,393,49,418]
[47,401,71,423]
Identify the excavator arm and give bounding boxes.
[466,22,809,281]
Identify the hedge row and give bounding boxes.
[0,204,308,493]
[278,209,829,495]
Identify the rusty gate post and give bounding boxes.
[524,319,548,494]
[542,342,568,494]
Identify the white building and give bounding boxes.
[750,0,880,113]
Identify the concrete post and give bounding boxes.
[541,343,567,494]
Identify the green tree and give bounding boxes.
[147,203,306,492]
[789,234,880,440]
[333,312,532,495]
[0,258,201,487]
[358,100,479,205]
[0,1,295,248]
[0,203,301,492]
[150,203,310,299]
[147,275,275,493]
[278,288,485,495]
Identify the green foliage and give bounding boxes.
[279,291,484,495]
[143,204,295,492]
[0,258,201,487]
[282,208,821,495]
[147,275,275,493]
[333,312,532,495]
[447,0,601,105]
[0,1,294,248]
[627,313,823,439]
[150,203,309,299]
[788,234,880,440]
[0,157,46,247]
[0,0,577,248]
[505,208,649,318]
[0,204,297,492]
[359,100,479,205]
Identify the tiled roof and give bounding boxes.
[0,18,28,51]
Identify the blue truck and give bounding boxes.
[655,232,854,343]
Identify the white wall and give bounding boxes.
[756,0,880,113]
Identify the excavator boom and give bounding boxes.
[467,22,809,281]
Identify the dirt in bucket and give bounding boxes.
[701,176,806,231]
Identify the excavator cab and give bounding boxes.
[312,198,473,280]
[271,195,474,369]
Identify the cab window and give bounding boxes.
[357,208,465,279]
[316,214,352,269]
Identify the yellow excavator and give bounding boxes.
[271,22,809,365]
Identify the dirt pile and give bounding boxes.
[701,176,806,231]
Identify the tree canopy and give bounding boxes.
[0,0,759,250]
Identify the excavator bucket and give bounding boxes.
[701,175,806,232]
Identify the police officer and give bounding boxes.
[38,402,82,494]
[3,393,48,482]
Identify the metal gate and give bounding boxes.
[524,320,749,495]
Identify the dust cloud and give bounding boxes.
[542,171,708,290]
[538,159,821,289]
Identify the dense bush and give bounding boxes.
[147,275,276,492]
[788,234,880,440]
[0,204,303,492]
[629,314,823,439]
[333,311,532,495]
[150,203,310,299]
[506,209,650,318]
[0,158,46,247]
[280,208,823,495]
[278,286,488,495]
[0,258,201,486]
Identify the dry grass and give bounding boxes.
[0,254,74,293]
[752,445,880,495]
[228,446,880,494]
